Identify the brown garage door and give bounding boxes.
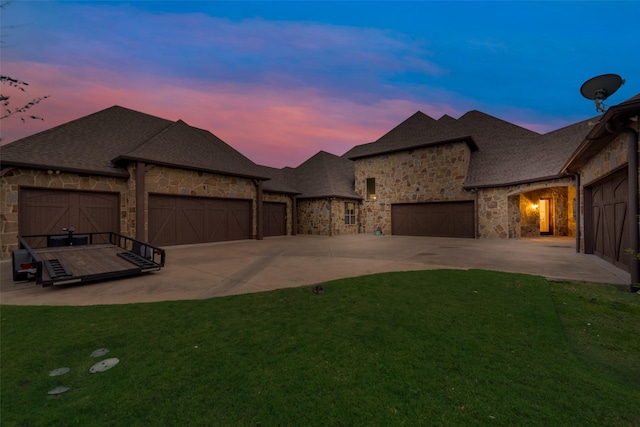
[391,201,475,238]
[148,194,252,246]
[19,188,120,247]
[263,202,286,237]
[586,168,629,271]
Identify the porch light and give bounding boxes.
[532,203,539,210]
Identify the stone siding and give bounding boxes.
[354,143,472,235]
[0,168,131,259]
[580,133,629,186]
[477,177,575,239]
[331,198,359,236]
[297,198,359,236]
[298,199,330,235]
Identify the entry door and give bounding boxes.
[539,198,553,235]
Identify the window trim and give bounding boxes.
[366,178,376,200]
[345,202,356,225]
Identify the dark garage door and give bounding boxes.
[19,188,120,247]
[587,168,629,271]
[148,194,252,246]
[391,201,475,238]
[263,202,286,237]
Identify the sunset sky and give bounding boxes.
[1,1,638,168]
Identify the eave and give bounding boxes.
[112,155,271,181]
[347,136,478,161]
[0,161,130,178]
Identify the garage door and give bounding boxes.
[391,201,475,238]
[587,168,629,271]
[19,188,120,247]
[263,202,286,237]
[148,194,252,246]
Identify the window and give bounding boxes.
[366,178,376,200]
[345,202,356,225]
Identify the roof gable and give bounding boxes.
[345,111,475,160]
[1,105,173,176]
[287,151,360,199]
[438,110,589,188]
[114,119,267,179]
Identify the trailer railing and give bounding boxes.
[18,231,166,267]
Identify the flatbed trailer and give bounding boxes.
[12,230,166,287]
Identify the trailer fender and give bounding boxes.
[12,249,34,282]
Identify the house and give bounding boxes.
[1,97,639,284]
[0,106,297,259]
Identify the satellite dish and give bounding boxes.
[580,74,625,113]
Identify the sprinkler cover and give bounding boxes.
[48,386,70,395]
[49,367,70,377]
[90,348,109,358]
[89,358,120,373]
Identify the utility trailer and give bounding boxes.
[12,228,166,287]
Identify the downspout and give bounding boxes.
[566,171,581,253]
[473,188,479,239]
[291,195,297,236]
[328,198,333,237]
[136,161,145,240]
[606,122,639,291]
[625,127,639,291]
[254,180,263,240]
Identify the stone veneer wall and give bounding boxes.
[0,168,132,259]
[297,198,360,236]
[354,143,472,235]
[331,198,359,236]
[144,165,257,239]
[264,192,293,235]
[577,132,633,252]
[478,177,575,239]
[518,187,570,237]
[297,198,330,235]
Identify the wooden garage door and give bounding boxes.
[148,194,252,246]
[19,188,119,247]
[391,201,475,238]
[263,202,286,237]
[587,168,629,271]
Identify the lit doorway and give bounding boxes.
[539,198,554,235]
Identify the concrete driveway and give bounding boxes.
[0,235,630,306]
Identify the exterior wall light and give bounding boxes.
[532,203,539,209]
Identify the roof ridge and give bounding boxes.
[120,119,178,157]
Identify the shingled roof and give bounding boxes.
[285,151,360,199]
[344,111,476,160]
[258,165,301,194]
[113,119,268,179]
[1,105,268,180]
[439,110,589,188]
[563,94,640,172]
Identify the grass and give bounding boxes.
[1,269,639,426]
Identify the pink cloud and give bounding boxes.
[1,61,462,168]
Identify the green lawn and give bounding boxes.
[1,270,639,426]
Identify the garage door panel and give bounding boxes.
[263,202,286,237]
[19,188,119,248]
[149,194,251,246]
[392,202,474,238]
[229,201,252,240]
[148,204,176,246]
[205,207,228,242]
[587,168,629,271]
